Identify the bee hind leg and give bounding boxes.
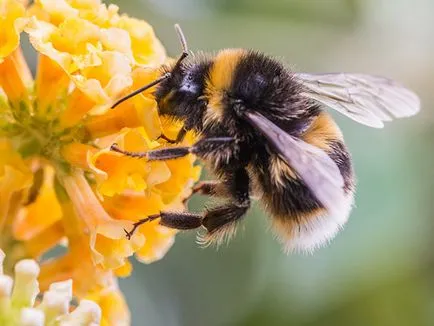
[125,211,204,239]
[199,202,250,246]
[125,168,251,245]
[124,213,161,239]
[200,168,251,246]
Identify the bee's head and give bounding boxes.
[154,61,209,119]
[111,25,209,127]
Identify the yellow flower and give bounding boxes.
[0,0,201,323]
[84,277,130,326]
[0,0,27,62]
[0,249,102,325]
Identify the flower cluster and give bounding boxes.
[0,0,200,323]
[0,249,101,325]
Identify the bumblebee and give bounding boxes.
[111,25,420,251]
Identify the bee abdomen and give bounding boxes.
[252,138,355,253]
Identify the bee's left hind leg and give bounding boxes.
[125,169,251,244]
[200,168,251,244]
[125,211,203,239]
[169,168,251,244]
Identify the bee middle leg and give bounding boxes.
[192,180,221,196]
[182,180,225,204]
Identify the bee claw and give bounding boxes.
[110,143,121,152]
[124,228,133,240]
[124,214,161,240]
[158,133,177,144]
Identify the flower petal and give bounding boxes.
[0,140,33,230]
[61,171,144,269]
[103,191,178,264]
[135,220,177,264]
[89,128,170,197]
[31,0,79,26]
[0,0,28,62]
[0,48,33,106]
[115,16,166,67]
[35,54,71,115]
[84,278,130,326]
[14,165,62,241]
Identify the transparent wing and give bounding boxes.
[297,73,420,128]
[244,111,345,216]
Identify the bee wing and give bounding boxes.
[297,73,420,128]
[244,111,345,216]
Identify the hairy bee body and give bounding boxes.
[113,28,419,252]
[252,113,355,251]
[155,49,355,250]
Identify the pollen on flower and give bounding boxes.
[0,0,201,324]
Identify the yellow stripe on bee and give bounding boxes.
[268,112,343,187]
[270,155,298,187]
[208,49,245,90]
[159,89,175,108]
[203,49,246,125]
[302,112,343,150]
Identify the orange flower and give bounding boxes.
[0,0,201,323]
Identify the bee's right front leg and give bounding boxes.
[110,137,236,161]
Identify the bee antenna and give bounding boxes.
[111,72,171,109]
[111,24,188,110]
[173,23,189,69]
[175,24,188,53]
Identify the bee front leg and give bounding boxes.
[110,137,236,161]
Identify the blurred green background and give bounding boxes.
[108,1,434,325]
